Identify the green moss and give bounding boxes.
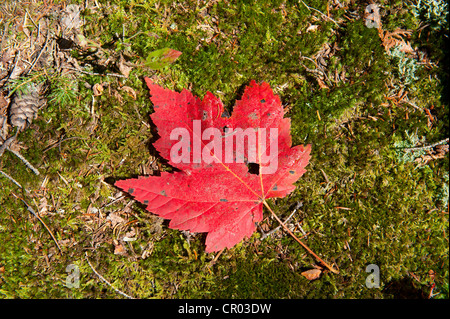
[1,0,448,299]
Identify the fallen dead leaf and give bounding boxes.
[112,89,124,104]
[317,78,329,89]
[106,212,126,227]
[121,86,136,100]
[93,83,103,96]
[60,4,83,33]
[306,24,319,32]
[301,268,322,281]
[118,54,133,78]
[113,240,128,256]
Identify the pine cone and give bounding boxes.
[8,83,46,131]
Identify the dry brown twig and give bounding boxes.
[0,169,22,188]
[260,202,303,240]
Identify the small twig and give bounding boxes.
[23,7,38,29]
[320,168,330,184]
[101,195,126,209]
[11,192,62,254]
[85,252,135,299]
[0,170,23,188]
[7,148,40,175]
[0,134,17,157]
[295,221,308,238]
[210,248,224,265]
[401,138,449,152]
[61,66,127,78]
[301,56,332,84]
[261,202,302,240]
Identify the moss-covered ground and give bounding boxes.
[0,0,448,298]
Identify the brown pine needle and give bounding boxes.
[11,192,62,254]
[263,200,339,274]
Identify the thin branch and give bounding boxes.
[261,202,302,240]
[0,134,17,157]
[263,200,339,274]
[85,252,135,299]
[7,148,40,175]
[0,170,23,188]
[300,56,332,84]
[402,100,424,112]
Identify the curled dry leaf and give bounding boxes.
[301,268,322,281]
[113,240,128,256]
[121,86,137,100]
[306,24,319,33]
[317,78,329,90]
[93,83,103,96]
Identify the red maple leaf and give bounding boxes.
[115,78,311,252]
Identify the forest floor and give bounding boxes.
[0,0,448,299]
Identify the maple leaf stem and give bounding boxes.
[262,200,339,274]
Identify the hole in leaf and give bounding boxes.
[247,162,260,175]
[221,110,230,118]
